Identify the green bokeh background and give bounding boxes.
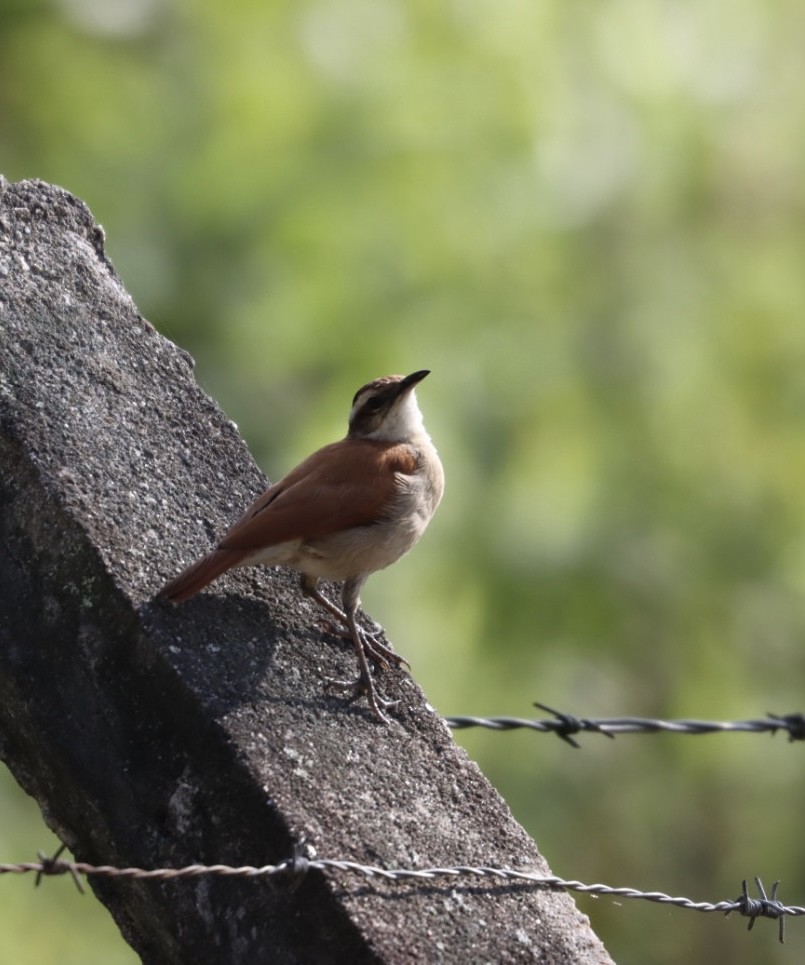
[2,1,805,962]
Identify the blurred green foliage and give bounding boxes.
[3,0,805,962]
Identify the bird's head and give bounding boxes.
[347,370,431,442]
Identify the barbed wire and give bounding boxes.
[4,704,804,948]
[445,703,805,748]
[0,845,800,943]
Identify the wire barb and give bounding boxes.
[34,844,84,895]
[766,711,805,742]
[532,701,617,748]
[286,840,310,893]
[726,878,786,943]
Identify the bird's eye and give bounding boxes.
[366,396,385,412]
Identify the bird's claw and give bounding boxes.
[318,619,409,671]
[366,637,409,671]
[324,671,398,723]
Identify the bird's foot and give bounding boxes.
[324,670,398,724]
[306,583,410,671]
[363,634,409,671]
[318,619,409,671]
[323,619,403,723]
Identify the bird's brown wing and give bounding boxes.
[219,438,417,549]
[158,439,417,601]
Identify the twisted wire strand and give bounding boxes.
[445,705,805,748]
[1,851,800,941]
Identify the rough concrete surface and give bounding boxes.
[0,177,613,964]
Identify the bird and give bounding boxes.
[157,369,444,722]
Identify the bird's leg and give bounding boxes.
[326,609,399,723]
[359,629,409,671]
[300,576,350,626]
[321,576,399,722]
[300,575,408,670]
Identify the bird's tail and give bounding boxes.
[157,549,246,603]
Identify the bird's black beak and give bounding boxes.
[399,370,430,394]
